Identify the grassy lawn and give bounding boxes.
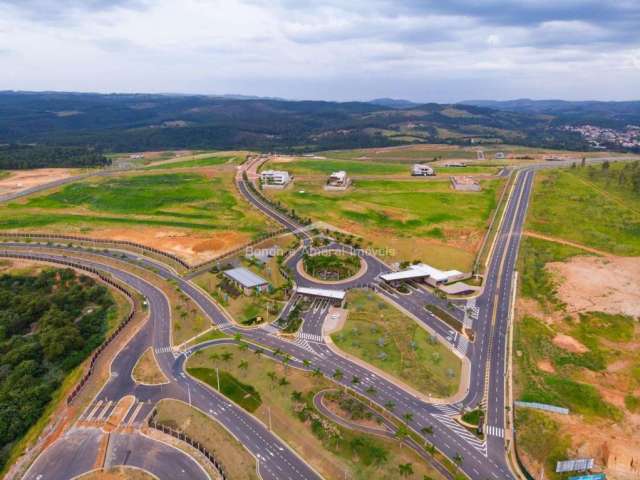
[0,171,271,235]
[332,290,461,397]
[265,177,503,270]
[303,252,361,280]
[154,399,260,480]
[527,164,640,256]
[186,345,446,480]
[189,367,262,412]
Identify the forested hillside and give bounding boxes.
[0,268,114,470]
[0,91,589,153]
[0,145,110,170]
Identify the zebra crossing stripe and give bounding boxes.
[298,332,323,343]
[486,425,504,438]
[155,346,173,354]
[432,414,486,452]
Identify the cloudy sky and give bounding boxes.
[1,0,639,102]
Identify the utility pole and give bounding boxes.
[188,384,191,406]
[268,407,272,431]
[216,367,220,391]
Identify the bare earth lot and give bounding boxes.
[0,168,77,195]
[548,255,640,318]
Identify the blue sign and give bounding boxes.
[569,474,605,480]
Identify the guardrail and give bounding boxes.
[148,410,227,479]
[515,401,569,415]
[0,250,138,405]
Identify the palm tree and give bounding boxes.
[302,359,311,369]
[273,347,282,357]
[312,367,322,377]
[395,424,409,443]
[332,368,344,380]
[239,342,249,351]
[238,360,249,371]
[279,377,290,387]
[454,453,463,469]
[403,412,413,423]
[282,354,291,375]
[420,425,434,436]
[234,332,242,342]
[398,463,413,477]
[351,375,360,384]
[254,348,264,356]
[291,390,303,402]
[267,371,277,382]
[365,386,377,396]
[384,400,395,411]
[221,352,233,362]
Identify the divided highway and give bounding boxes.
[5,162,537,480]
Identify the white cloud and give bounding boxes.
[0,0,638,101]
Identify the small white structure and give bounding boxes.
[325,170,351,190]
[494,152,506,159]
[223,267,270,295]
[411,164,435,176]
[444,161,467,168]
[260,170,292,188]
[380,263,466,287]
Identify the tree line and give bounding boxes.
[0,145,111,170]
[0,268,114,471]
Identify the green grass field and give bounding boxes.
[265,177,502,270]
[272,158,408,175]
[188,367,262,412]
[146,154,239,170]
[527,165,640,256]
[332,290,461,397]
[0,171,271,235]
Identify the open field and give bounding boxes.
[314,144,619,163]
[155,399,260,480]
[145,153,241,170]
[332,290,461,397]
[514,163,640,479]
[527,163,640,256]
[264,176,503,270]
[0,171,274,263]
[0,168,79,196]
[186,344,446,480]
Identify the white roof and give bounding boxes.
[329,171,347,180]
[296,287,345,300]
[223,267,269,288]
[261,170,289,176]
[380,263,462,282]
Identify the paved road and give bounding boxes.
[8,162,539,480]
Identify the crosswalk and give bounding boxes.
[432,413,487,455]
[298,332,323,343]
[155,346,173,354]
[291,337,324,357]
[456,335,470,356]
[485,425,504,438]
[80,397,150,426]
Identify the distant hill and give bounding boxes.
[0,91,592,153]
[369,98,420,109]
[460,99,640,128]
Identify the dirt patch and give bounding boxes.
[547,256,640,317]
[0,168,77,195]
[553,414,640,480]
[552,333,588,353]
[536,359,556,373]
[132,348,168,385]
[87,228,250,264]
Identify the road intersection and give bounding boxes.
[3,160,538,480]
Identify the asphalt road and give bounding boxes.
[6,163,540,480]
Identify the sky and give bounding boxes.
[0,0,639,103]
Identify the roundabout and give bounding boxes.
[296,249,368,285]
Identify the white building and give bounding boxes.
[494,152,506,159]
[328,170,348,186]
[223,267,270,295]
[260,170,291,186]
[325,170,351,190]
[412,164,435,176]
[380,263,466,287]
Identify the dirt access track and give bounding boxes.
[0,168,78,195]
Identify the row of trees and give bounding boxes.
[0,145,111,170]
[0,268,114,470]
